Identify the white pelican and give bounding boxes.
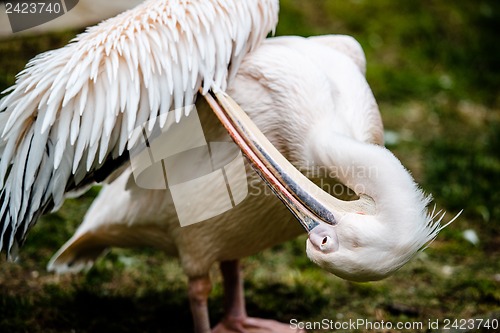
[0,1,455,332]
[46,34,452,332]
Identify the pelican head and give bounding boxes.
[302,128,458,281]
[306,197,445,282]
[299,124,457,281]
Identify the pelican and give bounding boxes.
[0,1,455,332]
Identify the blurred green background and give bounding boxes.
[0,0,499,332]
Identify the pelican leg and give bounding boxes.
[189,275,213,333]
[212,260,305,333]
[212,260,247,332]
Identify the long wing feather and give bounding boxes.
[0,0,279,258]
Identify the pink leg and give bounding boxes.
[212,260,305,333]
[189,275,213,333]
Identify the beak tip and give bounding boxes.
[305,220,320,233]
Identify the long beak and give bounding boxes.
[203,91,375,232]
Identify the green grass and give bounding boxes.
[1,1,499,332]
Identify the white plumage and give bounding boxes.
[47,35,453,332]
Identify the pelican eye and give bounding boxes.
[320,236,333,250]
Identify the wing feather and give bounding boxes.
[70,101,81,145]
[0,0,279,257]
[54,102,73,169]
[52,141,74,205]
